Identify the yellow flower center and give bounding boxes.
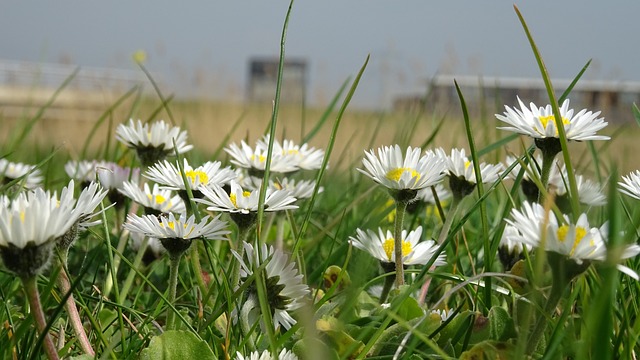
[19,210,25,223]
[464,160,472,169]
[147,194,167,204]
[557,225,588,256]
[382,237,413,261]
[538,115,570,135]
[185,169,209,185]
[386,167,420,183]
[161,221,176,230]
[250,154,266,163]
[229,191,252,208]
[286,149,299,155]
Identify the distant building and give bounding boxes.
[247,57,307,105]
[393,75,640,123]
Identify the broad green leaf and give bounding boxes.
[140,330,215,360]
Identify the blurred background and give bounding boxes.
[1,1,639,170]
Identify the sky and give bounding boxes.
[1,1,639,109]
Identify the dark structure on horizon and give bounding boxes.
[246,57,307,105]
[393,75,640,123]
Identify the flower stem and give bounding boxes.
[393,200,409,287]
[526,280,563,355]
[56,256,95,356]
[166,255,182,331]
[119,237,150,303]
[379,273,395,304]
[22,276,60,360]
[239,297,257,351]
[232,226,252,288]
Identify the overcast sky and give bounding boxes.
[1,1,638,108]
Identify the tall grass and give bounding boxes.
[0,3,639,360]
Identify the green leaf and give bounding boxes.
[489,306,516,341]
[394,293,424,321]
[140,330,216,360]
[633,102,640,127]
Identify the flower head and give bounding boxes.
[349,226,446,266]
[225,140,298,174]
[234,242,309,330]
[619,170,640,200]
[236,349,299,360]
[124,212,229,257]
[505,201,640,274]
[197,180,298,215]
[359,145,445,197]
[0,183,80,276]
[119,181,186,215]
[257,135,325,171]
[271,178,322,200]
[0,159,43,189]
[64,160,98,184]
[144,159,235,192]
[115,119,193,166]
[496,97,609,141]
[438,148,504,185]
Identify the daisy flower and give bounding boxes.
[498,225,533,271]
[115,119,194,166]
[123,212,229,258]
[271,178,322,200]
[0,185,78,276]
[349,226,446,267]
[225,139,298,175]
[437,148,504,201]
[64,160,98,185]
[257,135,325,171]
[359,145,445,196]
[144,159,235,197]
[415,184,451,204]
[197,180,298,215]
[236,349,299,360]
[118,181,186,215]
[0,159,43,189]
[505,201,640,277]
[619,170,640,200]
[552,173,606,206]
[234,242,309,330]
[496,97,609,141]
[96,162,140,207]
[438,148,504,185]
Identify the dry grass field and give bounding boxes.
[2,85,640,176]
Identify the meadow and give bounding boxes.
[1,4,640,360]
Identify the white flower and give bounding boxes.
[619,170,640,200]
[431,308,454,322]
[359,145,445,191]
[437,148,504,184]
[235,349,299,360]
[196,180,298,214]
[349,226,446,266]
[496,97,609,141]
[505,202,640,275]
[64,160,98,183]
[115,119,193,155]
[257,135,325,171]
[416,184,451,204]
[0,185,78,249]
[143,159,235,191]
[225,140,298,173]
[0,159,43,189]
[96,162,140,190]
[271,178,322,200]
[500,224,533,254]
[552,174,606,206]
[70,181,109,229]
[119,181,185,214]
[234,242,309,330]
[123,212,229,241]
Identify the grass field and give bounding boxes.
[1,4,640,360]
